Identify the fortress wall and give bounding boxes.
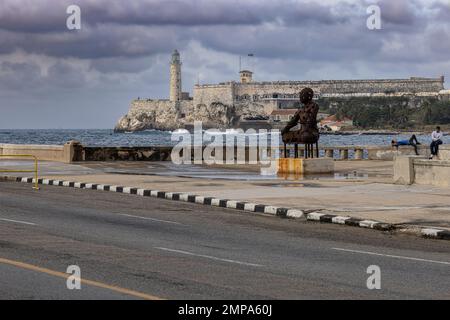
[193,84,234,107]
[129,99,194,118]
[233,100,276,115]
[130,99,172,113]
[178,100,195,115]
[233,78,444,97]
[190,78,443,106]
[439,90,450,101]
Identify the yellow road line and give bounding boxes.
[0,257,164,300]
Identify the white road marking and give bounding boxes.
[119,214,184,226]
[155,247,264,267]
[332,247,450,266]
[0,218,36,226]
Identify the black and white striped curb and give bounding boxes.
[11,177,304,219]
[306,211,450,240]
[420,228,450,240]
[7,176,450,240]
[305,211,393,231]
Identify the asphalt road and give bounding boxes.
[0,181,449,299]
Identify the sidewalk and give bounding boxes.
[3,160,448,232]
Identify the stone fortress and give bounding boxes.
[115,50,449,132]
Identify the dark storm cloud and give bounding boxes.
[431,1,450,20]
[0,0,346,33]
[377,0,418,25]
[0,0,68,33]
[1,0,446,62]
[0,0,448,73]
[0,0,352,60]
[189,21,386,61]
[6,25,181,59]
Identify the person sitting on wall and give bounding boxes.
[429,126,443,159]
[391,135,421,156]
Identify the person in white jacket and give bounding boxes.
[430,126,443,159]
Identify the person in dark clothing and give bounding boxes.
[391,135,421,155]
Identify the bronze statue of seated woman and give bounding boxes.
[281,87,320,158]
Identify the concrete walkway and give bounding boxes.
[2,160,449,231]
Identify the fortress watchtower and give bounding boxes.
[240,70,253,83]
[170,49,182,102]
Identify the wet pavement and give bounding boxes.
[0,159,392,182]
[0,160,97,176]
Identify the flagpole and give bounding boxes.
[248,53,254,76]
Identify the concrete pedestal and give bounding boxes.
[277,158,334,175]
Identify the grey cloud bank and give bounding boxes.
[0,0,449,129]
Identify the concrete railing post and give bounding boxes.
[393,156,416,185]
[339,149,349,160]
[325,149,334,158]
[298,149,305,158]
[354,149,364,160]
[63,140,83,163]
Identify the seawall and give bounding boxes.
[2,142,450,162]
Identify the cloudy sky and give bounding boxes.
[0,0,449,129]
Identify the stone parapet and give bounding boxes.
[394,155,450,187]
[83,146,173,161]
[0,142,83,163]
[413,159,450,187]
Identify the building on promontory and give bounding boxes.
[115,50,447,132]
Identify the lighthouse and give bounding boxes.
[170,49,182,102]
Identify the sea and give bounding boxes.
[0,129,448,147]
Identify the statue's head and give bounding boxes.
[300,87,314,104]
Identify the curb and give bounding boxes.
[420,228,450,241]
[305,211,394,231]
[4,176,449,240]
[7,176,304,219]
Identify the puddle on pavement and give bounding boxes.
[90,162,377,182]
[104,168,375,182]
[252,182,325,188]
[334,172,369,179]
[142,180,191,184]
[274,172,370,181]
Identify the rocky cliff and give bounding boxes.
[114,99,267,132]
[115,100,182,132]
